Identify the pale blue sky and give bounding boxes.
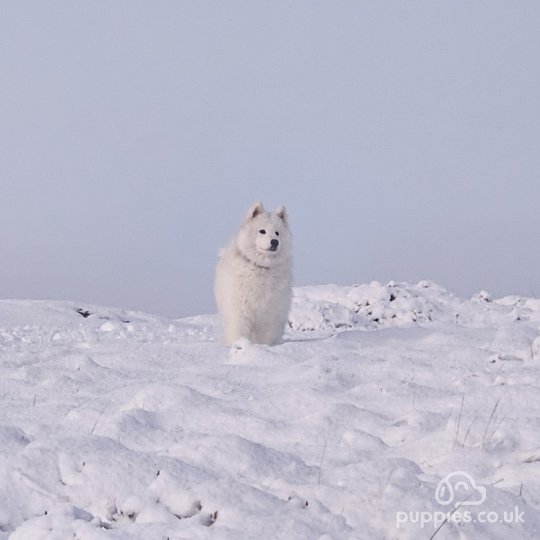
[2,1,539,317]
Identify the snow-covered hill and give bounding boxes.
[1,282,540,539]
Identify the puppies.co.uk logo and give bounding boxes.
[435,471,486,507]
[396,471,524,530]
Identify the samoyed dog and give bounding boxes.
[215,202,293,346]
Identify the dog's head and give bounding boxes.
[237,202,292,267]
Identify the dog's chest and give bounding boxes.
[239,264,288,301]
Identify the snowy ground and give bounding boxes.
[1,281,540,539]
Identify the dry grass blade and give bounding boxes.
[481,398,501,449]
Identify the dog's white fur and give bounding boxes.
[215,202,293,346]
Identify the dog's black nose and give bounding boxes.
[270,239,279,249]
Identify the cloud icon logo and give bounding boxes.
[435,471,487,507]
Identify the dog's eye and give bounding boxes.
[275,231,280,236]
[259,229,266,234]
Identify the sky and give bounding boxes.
[1,1,539,317]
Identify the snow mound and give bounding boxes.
[289,280,540,334]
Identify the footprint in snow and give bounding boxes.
[287,495,309,509]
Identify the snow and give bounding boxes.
[1,282,540,539]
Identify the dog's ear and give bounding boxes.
[275,206,288,223]
[245,202,265,221]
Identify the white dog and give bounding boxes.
[215,202,293,346]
